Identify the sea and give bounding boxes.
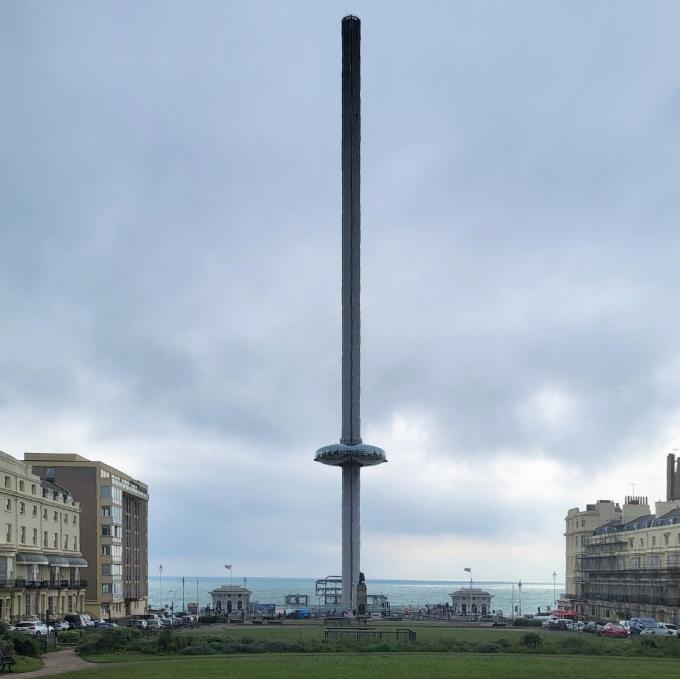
[150,577,564,617]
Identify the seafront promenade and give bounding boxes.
[148,577,562,617]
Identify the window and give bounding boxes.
[648,555,660,568]
[64,535,69,550]
[20,527,25,544]
[101,486,112,498]
[32,528,37,546]
[43,509,47,520]
[630,556,641,568]
[668,554,680,567]
[19,503,25,515]
[3,477,9,489]
[102,507,111,517]
[53,512,58,522]
[18,481,24,492]
[629,539,634,548]
[652,536,657,547]
[43,531,48,547]
[665,533,670,546]
[74,537,77,551]
[102,526,110,537]
[102,545,111,556]
[581,519,585,527]
[53,533,58,548]
[63,515,67,524]
[640,538,644,547]
[32,505,37,517]
[31,484,36,495]
[102,584,112,593]
[5,525,10,543]
[73,515,77,525]
[4,500,10,512]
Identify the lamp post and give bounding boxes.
[552,571,557,610]
[464,567,472,618]
[511,583,515,622]
[159,564,163,612]
[518,580,523,618]
[182,576,185,614]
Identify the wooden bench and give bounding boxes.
[0,649,16,673]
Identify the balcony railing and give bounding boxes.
[0,579,88,590]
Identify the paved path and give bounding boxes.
[19,649,94,677]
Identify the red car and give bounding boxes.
[601,623,628,638]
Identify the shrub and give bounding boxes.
[475,643,501,653]
[76,627,141,655]
[495,638,512,649]
[557,636,594,655]
[157,630,189,653]
[639,636,657,649]
[58,630,81,645]
[8,632,43,657]
[520,632,543,649]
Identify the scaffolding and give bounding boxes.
[315,576,342,606]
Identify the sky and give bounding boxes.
[2,0,680,582]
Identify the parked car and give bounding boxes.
[15,621,51,637]
[81,614,95,628]
[145,619,163,631]
[601,623,629,638]
[571,621,587,632]
[127,618,147,629]
[640,626,673,637]
[52,620,70,632]
[94,621,119,629]
[629,617,659,635]
[64,614,89,629]
[659,623,680,637]
[583,621,604,634]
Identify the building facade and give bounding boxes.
[450,587,492,616]
[209,585,251,614]
[25,453,148,620]
[561,454,680,623]
[0,450,87,621]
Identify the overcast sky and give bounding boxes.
[3,0,680,582]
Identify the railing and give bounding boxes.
[324,627,416,643]
[582,592,680,606]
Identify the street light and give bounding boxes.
[159,564,163,612]
[518,580,523,618]
[552,571,557,610]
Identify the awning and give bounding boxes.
[46,556,70,566]
[15,553,49,565]
[67,558,88,567]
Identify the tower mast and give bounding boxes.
[315,15,387,612]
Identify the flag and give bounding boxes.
[225,564,232,570]
[464,568,471,573]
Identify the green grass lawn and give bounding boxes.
[55,653,680,679]
[15,655,44,673]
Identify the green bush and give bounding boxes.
[557,636,595,655]
[58,630,81,644]
[76,627,141,655]
[475,643,501,653]
[520,632,543,649]
[8,632,43,657]
[157,630,190,653]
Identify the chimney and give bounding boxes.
[668,453,678,501]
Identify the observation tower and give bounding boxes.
[315,15,387,612]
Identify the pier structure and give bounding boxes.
[315,15,387,612]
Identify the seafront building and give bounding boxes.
[0,450,87,621]
[209,585,251,614]
[25,453,148,620]
[561,454,680,623]
[450,588,492,616]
